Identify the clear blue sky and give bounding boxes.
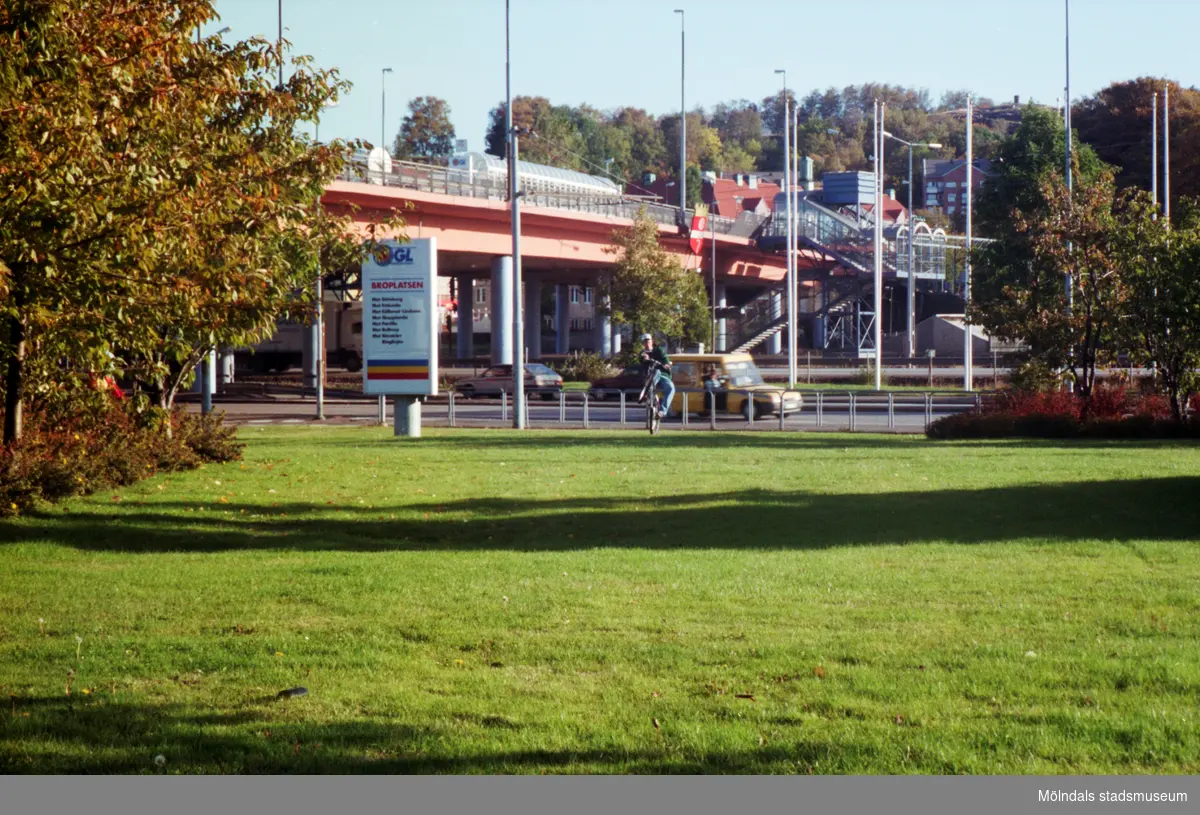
[210,0,1197,152]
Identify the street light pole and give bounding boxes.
[674,9,686,213]
[1152,91,1158,218]
[883,132,942,358]
[775,69,795,386]
[964,97,974,392]
[507,0,525,428]
[381,68,393,158]
[792,105,800,384]
[277,0,284,89]
[873,101,884,391]
[1164,85,1171,225]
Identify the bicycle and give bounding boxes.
[637,359,667,435]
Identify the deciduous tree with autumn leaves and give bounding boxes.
[0,0,401,442]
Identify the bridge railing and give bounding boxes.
[337,155,764,237]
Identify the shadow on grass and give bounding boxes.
[0,697,916,774]
[5,478,1198,553]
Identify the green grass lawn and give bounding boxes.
[2,428,1198,774]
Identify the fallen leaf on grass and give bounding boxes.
[652,718,660,730]
[735,694,756,701]
[813,666,826,679]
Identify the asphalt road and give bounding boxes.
[196,390,977,434]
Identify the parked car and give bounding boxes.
[587,365,644,400]
[454,363,563,399]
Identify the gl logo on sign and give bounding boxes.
[372,245,415,266]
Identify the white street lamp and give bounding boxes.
[674,9,686,213]
[883,131,942,358]
[775,69,796,385]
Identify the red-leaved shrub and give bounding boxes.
[0,402,242,517]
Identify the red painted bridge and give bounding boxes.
[320,161,834,358]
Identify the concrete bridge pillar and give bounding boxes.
[555,283,570,355]
[490,256,514,365]
[219,350,236,388]
[767,289,783,355]
[593,275,612,356]
[524,276,542,361]
[456,274,474,361]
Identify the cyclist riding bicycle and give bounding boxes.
[638,333,674,418]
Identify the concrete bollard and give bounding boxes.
[393,396,421,438]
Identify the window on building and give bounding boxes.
[583,287,593,304]
[475,287,487,304]
[946,181,958,188]
[947,205,957,214]
[583,318,594,331]
[947,193,958,203]
[570,286,580,304]
[570,318,580,330]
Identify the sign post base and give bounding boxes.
[393,396,421,438]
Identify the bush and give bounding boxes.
[553,351,615,383]
[1007,359,1062,393]
[993,389,1080,419]
[927,410,1200,440]
[1133,393,1173,420]
[1087,384,1130,421]
[848,366,890,388]
[0,402,243,517]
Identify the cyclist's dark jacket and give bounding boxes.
[641,346,672,381]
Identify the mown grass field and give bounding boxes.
[1,428,1198,774]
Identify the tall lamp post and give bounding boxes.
[506,0,525,428]
[277,0,284,88]
[381,67,393,158]
[1063,0,1074,392]
[775,69,795,386]
[195,24,229,414]
[674,9,686,213]
[882,132,942,358]
[872,100,885,391]
[964,97,974,392]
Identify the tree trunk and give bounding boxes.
[3,290,27,445]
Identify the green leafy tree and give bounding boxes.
[972,107,1109,399]
[973,167,1127,412]
[1111,195,1200,420]
[601,209,708,347]
[0,0,398,441]
[393,96,456,160]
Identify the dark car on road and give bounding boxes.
[454,364,563,400]
[587,365,644,401]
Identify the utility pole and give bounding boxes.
[791,105,800,385]
[776,70,795,385]
[1063,0,1074,393]
[964,98,974,392]
[1152,91,1158,219]
[873,100,884,391]
[1165,85,1171,226]
[674,9,686,212]
[507,0,525,428]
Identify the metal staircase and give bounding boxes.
[726,286,786,353]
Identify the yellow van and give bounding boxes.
[665,353,802,419]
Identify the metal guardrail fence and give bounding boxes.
[338,156,767,238]
[397,388,982,432]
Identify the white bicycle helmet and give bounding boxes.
[639,333,653,341]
